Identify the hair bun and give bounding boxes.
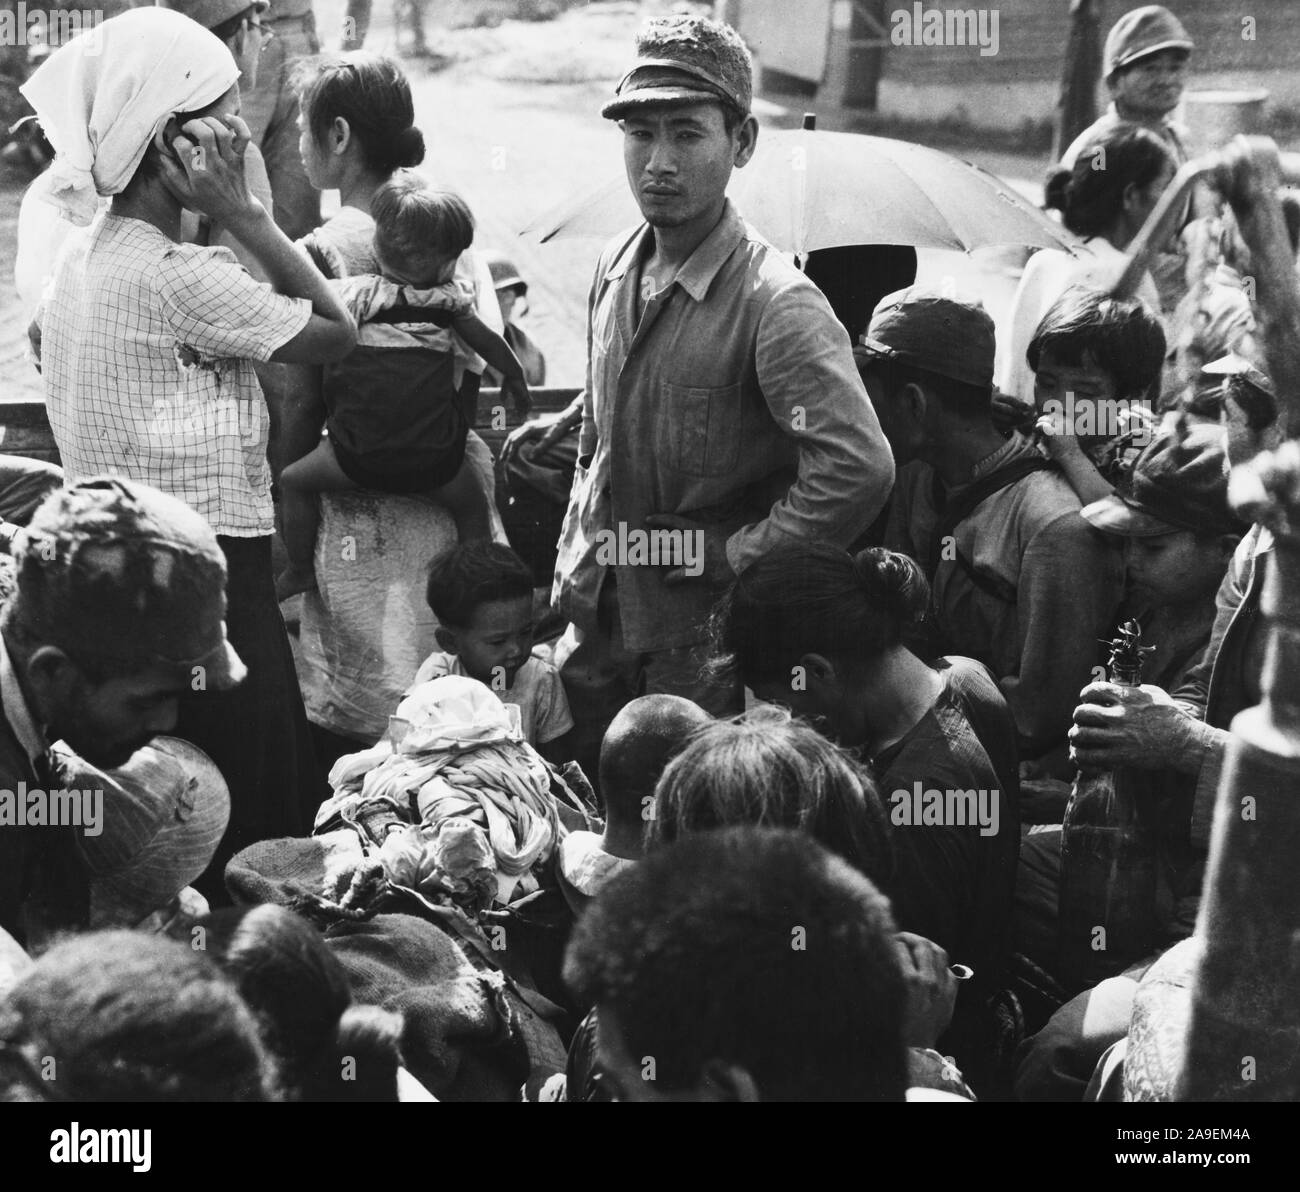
[1042,166,1071,214]
[393,125,426,169]
[852,547,929,628]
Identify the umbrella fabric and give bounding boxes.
[521,128,1079,257]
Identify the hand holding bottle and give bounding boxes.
[1069,681,1207,773]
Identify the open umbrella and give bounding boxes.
[520,119,1080,257]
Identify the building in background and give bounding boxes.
[729,0,1298,141]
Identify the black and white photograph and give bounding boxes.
[0,0,1292,1154]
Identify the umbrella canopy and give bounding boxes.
[520,127,1080,257]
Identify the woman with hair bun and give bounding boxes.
[282,54,509,771]
[187,904,421,1102]
[283,54,506,461]
[294,53,429,278]
[998,122,1171,408]
[711,542,1019,1005]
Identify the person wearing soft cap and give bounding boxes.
[0,477,246,946]
[1015,417,1251,1102]
[503,13,893,784]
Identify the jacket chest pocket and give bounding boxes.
[665,381,744,478]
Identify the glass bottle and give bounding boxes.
[1057,620,1161,992]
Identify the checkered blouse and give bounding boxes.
[40,213,311,536]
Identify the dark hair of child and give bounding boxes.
[189,905,403,1103]
[1027,284,1167,401]
[425,541,534,629]
[372,171,475,264]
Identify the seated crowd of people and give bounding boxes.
[0,5,1294,1103]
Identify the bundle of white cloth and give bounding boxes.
[325,676,566,904]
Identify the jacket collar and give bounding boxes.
[603,200,748,301]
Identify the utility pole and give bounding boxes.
[1052,0,1103,162]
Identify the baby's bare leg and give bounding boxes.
[434,462,493,542]
[278,440,358,599]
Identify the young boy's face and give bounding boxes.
[1125,530,1227,606]
[442,595,534,693]
[1033,347,1119,453]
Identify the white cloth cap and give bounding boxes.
[389,675,516,754]
[19,7,239,225]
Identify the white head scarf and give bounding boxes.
[19,7,239,225]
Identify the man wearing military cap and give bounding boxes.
[482,249,546,388]
[1059,7,1198,313]
[0,477,245,944]
[1061,5,1195,169]
[504,13,893,781]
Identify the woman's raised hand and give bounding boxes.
[159,113,260,226]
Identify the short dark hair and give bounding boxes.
[856,349,992,416]
[0,931,274,1102]
[563,826,908,1102]
[0,610,119,686]
[1027,284,1166,401]
[188,905,402,1103]
[425,542,534,628]
[372,171,475,262]
[712,543,929,688]
[295,53,425,177]
[649,705,895,887]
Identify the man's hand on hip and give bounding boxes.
[645,513,734,587]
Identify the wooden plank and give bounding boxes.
[0,389,583,468]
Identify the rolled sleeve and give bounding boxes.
[156,245,312,362]
[725,284,893,573]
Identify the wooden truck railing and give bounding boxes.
[0,388,583,468]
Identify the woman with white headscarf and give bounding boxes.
[22,6,357,893]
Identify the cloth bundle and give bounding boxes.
[323,676,577,907]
